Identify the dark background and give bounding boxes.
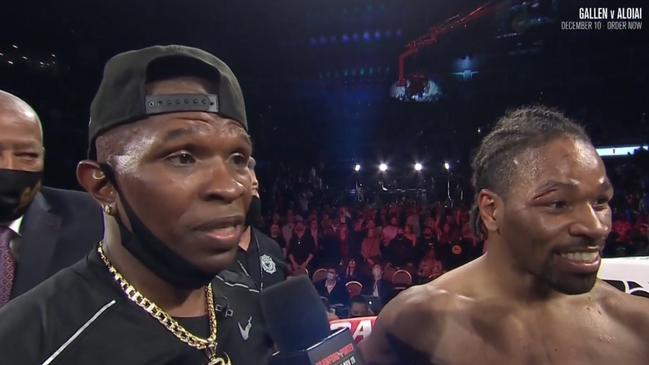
[1,0,647,193]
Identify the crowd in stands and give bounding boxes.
[254,149,649,318]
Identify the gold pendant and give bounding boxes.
[208,357,230,365]
[206,346,231,365]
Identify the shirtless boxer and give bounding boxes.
[361,106,649,364]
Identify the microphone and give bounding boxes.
[261,276,364,365]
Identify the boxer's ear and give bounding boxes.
[478,189,501,235]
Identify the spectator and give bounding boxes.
[417,225,438,258]
[287,221,315,274]
[317,225,342,268]
[362,263,394,307]
[282,209,296,243]
[342,257,365,283]
[309,219,322,250]
[361,225,382,267]
[315,267,349,306]
[350,295,374,318]
[405,208,421,237]
[381,216,399,246]
[269,223,287,257]
[385,228,416,268]
[416,257,444,284]
[403,224,417,247]
[338,224,352,260]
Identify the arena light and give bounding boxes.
[596,145,648,157]
[354,164,361,172]
[444,162,450,171]
[379,163,388,172]
[414,163,423,172]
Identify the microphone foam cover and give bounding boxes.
[261,276,331,352]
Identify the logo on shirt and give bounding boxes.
[238,316,253,341]
[260,254,276,274]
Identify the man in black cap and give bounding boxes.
[0,45,256,364]
[0,90,103,306]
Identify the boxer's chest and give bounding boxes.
[411,304,644,365]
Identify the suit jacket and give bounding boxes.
[315,280,350,306]
[362,279,394,306]
[11,187,104,298]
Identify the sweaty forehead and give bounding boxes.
[509,137,606,194]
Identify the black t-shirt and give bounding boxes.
[287,233,315,263]
[213,227,288,364]
[0,247,272,364]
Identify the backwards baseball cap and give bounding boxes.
[88,44,247,158]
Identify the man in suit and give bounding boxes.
[0,90,103,305]
[315,267,350,306]
[362,263,394,308]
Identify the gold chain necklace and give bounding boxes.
[97,242,231,365]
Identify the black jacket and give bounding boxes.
[315,279,350,306]
[11,187,104,299]
[362,279,394,306]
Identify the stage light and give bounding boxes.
[354,164,361,172]
[414,163,423,172]
[11,45,18,49]
[444,162,450,171]
[363,31,371,41]
[7,60,14,65]
[596,145,649,157]
[379,163,388,172]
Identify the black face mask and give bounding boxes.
[245,195,262,228]
[0,169,42,222]
[100,164,214,289]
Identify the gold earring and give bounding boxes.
[92,170,105,180]
[103,204,114,216]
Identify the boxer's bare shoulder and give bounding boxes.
[360,282,457,364]
[596,282,649,338]
[360,261,486,365]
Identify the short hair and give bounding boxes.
[469,105,591,240]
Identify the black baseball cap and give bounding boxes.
[88,44,247,158]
